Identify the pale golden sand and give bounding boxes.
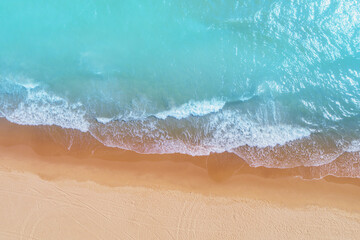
[1,143,360,240]
[1,170,360,240]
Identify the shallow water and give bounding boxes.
[0,0,359,173]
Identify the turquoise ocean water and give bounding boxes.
[0,0,360,176]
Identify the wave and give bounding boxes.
[89,108,314,160]
[1,75,359,172]
[0,76,90,132]
[347,140,360,153]
[96,117,114,124]
[207,110,312,149]
[154,99,226,120]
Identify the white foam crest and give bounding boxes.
[20,82,39,89]
[4,75,39,90]
[155,99,226,120]
[91,108,313,158]
[346,140,360,152]
[96,117,113,124]
[207,110,312,150]
[2,84,89,132]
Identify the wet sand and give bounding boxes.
[1,119,360,239]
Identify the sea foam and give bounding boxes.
[155,99,226,120]
[0,77,89,132]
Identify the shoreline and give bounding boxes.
[1,119,360,238]
[2,142,360,212]
[1,147,360,239]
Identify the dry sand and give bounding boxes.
[1,170,360,240]
[0,144,360,240]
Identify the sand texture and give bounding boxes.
[1,150,360,240]
[1,170,360,240]
[0,121,360,239]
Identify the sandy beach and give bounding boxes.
[1,169,360,240]
[2,1,360,239]
[0,122,360,240]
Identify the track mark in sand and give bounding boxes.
[50,183,126,240]
[0,230,41,240]
[173,195,202,240]
[28,209,48,240]
[65,211,103,240]
[16,190,98,240]
[52,184,112,222]
[20,201,38,240]
[188,195,200,239]
[175,201,187,240]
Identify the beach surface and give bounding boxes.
[1,134,360,239]
[1,1,360,239]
